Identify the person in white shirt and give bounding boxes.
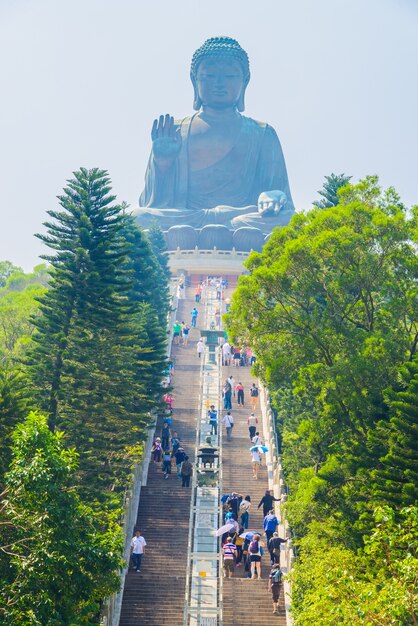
[222,343,231,366]
[252,432,263,446]
[251,449,261,479]
[227,374,235,395]
[130,530,146,572]
[223,411,234,440]
[197,338,204,359]
[252,431,264,466]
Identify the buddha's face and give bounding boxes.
[195,58,246,110]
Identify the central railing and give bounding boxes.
[183,279,224,626]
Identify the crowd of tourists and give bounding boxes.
[220,340,256,367]
[220,489,287,613]
[132,278,286,615]
[151,420,193,486]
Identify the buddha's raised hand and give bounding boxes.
[151,114,182,164]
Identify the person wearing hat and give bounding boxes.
[247,412,258,439]
[151,437,162,463]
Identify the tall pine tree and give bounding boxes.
[28,168,157,501]
[146,220,171,281]
[372,360,418,506]
[313,173,352,208]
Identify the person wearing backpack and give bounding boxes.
[268,532,287,565]
[239,495,252,529]
[249,383,259,410]
[180,456,193,487]
[249,533,264,579]
[242,537,251,577]
[223,411,234,440]
[162,448,172,479]
[174,446,186,478]
[268,563,283,614]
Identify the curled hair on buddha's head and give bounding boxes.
[190,36,250,112]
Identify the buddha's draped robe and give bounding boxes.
[137,114,295,232]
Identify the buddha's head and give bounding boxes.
[190,37,250,112]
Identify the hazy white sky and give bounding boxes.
[1,0,417,270]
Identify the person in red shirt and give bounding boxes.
[235,382,245,406]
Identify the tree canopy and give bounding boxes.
[0,412,123,626]
[0,168,170,623]
[227,176,418,620]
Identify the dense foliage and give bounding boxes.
[0,264,48,482]
[0,412,124,625]
[0,168,170,623]
[227,176,418,623]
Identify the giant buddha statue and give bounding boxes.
[134,37,295,250]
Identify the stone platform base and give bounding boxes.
[167,247,250,277]
[164,224,265,253]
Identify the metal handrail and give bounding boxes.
[183,277,225,626]
[183,279,211,626]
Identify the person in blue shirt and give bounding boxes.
[208,405,218,435]
[191,307,198,328]
[263,510,279,542]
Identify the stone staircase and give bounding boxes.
[119,295,202,626]
[118,285,287,625]
[220,357,287,625]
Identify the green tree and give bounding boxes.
[291,506,418,625]
[146,220,171,281]
[227,177,418,541]
[0,366,31,481]
[0,412,123,626]
[313,172,352,208]
[372,360,418,507]
[0,264,48,359]
[0,262,22,288]
[28,168,156,501]
[122,219,169,325]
